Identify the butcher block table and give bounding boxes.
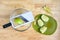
[0,0,60,40]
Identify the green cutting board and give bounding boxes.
[32,14,57,35]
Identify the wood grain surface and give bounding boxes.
[0,0,60,40]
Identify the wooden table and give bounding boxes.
[0,0,60,40]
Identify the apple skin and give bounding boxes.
[14,17,24,24]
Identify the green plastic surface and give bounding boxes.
[32,14,57,35]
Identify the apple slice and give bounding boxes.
[38,19,44,27]
[41,15,49,22]
[40,26,47,33]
